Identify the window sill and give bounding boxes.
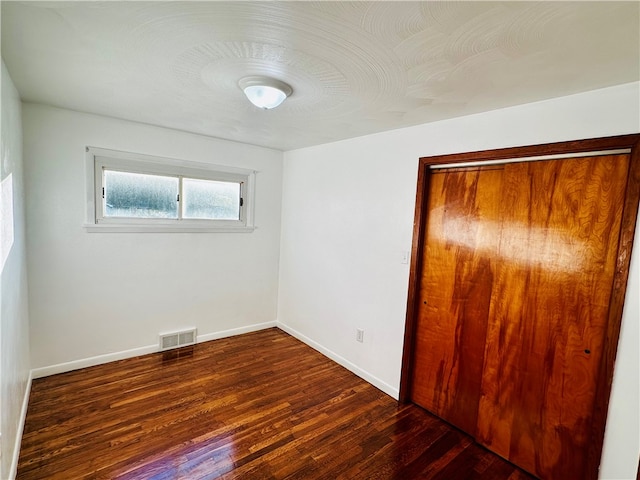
[83,224,256,233]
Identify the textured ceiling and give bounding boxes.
[2,1,639,151]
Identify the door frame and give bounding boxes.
[399,134,640,480]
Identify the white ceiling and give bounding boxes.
[2,1,639,151]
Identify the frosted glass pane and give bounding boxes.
[104,170,178,218]
[182,178,240,220]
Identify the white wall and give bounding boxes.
[278,82,640,480]
[22,104,283,373]
[1,61,31,479]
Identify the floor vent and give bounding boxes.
[159,328,197,351]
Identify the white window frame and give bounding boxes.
[85,147,256,233]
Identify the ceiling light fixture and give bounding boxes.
[239,76,292,110]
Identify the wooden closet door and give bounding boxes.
[410,153,631,479]
[410,166,504,435]
[475,154,630,479]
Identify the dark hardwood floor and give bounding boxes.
[18,328,534,479]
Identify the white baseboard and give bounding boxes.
[31,344,158,379]
[32,321,278,379]
[276,322,399,399]
[198,321,277,343]
[9,370,32,480]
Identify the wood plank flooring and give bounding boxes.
[18,328,534,479]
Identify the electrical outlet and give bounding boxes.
[356,329,364,343]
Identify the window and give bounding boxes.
[104,170,180,219]
[85,147,255,232]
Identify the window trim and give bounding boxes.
[84,147,256,233]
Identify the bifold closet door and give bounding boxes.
[410,153,631,479]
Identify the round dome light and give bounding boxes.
[239,76,293,110]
